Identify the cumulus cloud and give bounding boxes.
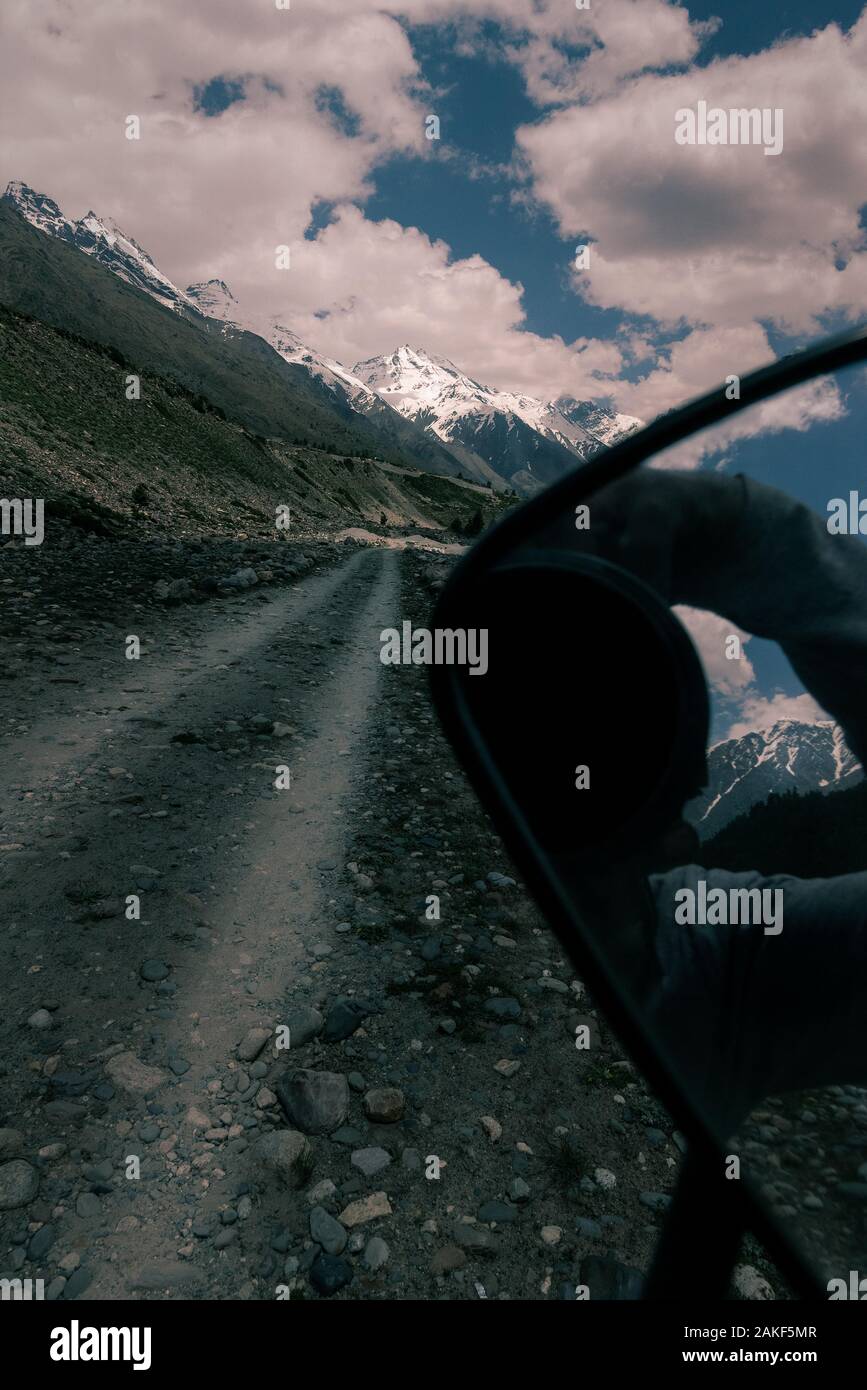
[726,691,828,740]
[676,607,829,748]
[276,205,623,396]
[675,607,755,699]
[391,0,712,103]
[651,375,847,470]
[3,0,867,423]
[675,608,828,750]
[516,11,867,409]
[0,0,426,292]
[0,0,636,402]
[678,597,833,750]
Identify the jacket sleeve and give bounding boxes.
[672,473,867,767]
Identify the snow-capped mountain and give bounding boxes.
[2,182,457,469]
[186,280,375,404]
[353,345,641,493]
[687,719,862,839]
[3,180,641,491]
[4,184,412,429]
[185,278,239,321]
[3,180,76,243]
[71,212,197,312]
[268,322,384,412]
[3,182,197,312]
[181,284,469,474]
[555,396,643,449]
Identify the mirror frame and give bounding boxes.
[429,321,867,1301]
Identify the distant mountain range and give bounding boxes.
[2,180,640,493]
[687,719,862,838]
[353,344,641,496]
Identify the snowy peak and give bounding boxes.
[76,211,149,258]
[71,210,193,310]
[354,344,484,406]
[353,344,638,443]
[270,324,378,405]
[185,279,239,321]
[3,178,639,492]
[555,396,644,448]
[689,718,862,838]
[270,323,311,357]
[353,343,643,493]
[3,180,194,312]
[3,180,75,243]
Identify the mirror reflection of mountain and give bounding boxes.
[688,719,861,839]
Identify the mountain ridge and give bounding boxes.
[688,717,862,838]
[3,180,640,494]
[354,343,642,494]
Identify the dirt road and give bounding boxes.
[0,540,742,1301]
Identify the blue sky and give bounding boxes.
[362,3,867,362]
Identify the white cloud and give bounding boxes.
[675,607,755,698]
[0,0,426,293]
[651,375,847,470]
[676,608,831,747]
[0,0,637,403]
[3,0,867,424]
[391,0,712,102]
[516,11,867,411]
[726,691,827,740]
[279,205,623,395]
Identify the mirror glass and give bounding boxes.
[445,358,867,1295]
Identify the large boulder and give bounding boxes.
[0,1160,39,1210]
[253,1130,312,1189]
[276,1070,349,1135]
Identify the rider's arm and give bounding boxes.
[671,473,867,766]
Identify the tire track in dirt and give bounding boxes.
[0,547,398,1300]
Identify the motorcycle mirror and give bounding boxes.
[429,322,867,1302]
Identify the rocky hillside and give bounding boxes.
[0,304,507,541]
[0,200,441,468]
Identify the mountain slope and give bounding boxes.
[0,301,505,538]
[354,344,642,494]
[702,774,867,880]
[183,281,475,483]
[687,719,862,838]
[0,198,418,461]
[5,181,198,312]
[1,181,642,493]
[1,184,471,481]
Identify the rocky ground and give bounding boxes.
[0,525,814,1301]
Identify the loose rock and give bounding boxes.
[277,1070,350,1135]
[253,1130,313,1188]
